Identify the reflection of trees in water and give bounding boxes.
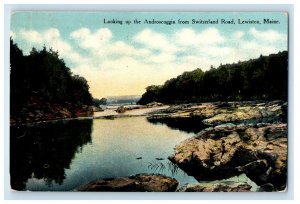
[147,117,208,134]
[10,119,93,190]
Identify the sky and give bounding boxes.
[10,12,288,98]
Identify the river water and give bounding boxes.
[10,115,200,191]
[10,105,258,191]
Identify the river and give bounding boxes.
[10,105,259,191]
[10,115,200,191]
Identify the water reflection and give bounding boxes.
[147,161,180,177]
[10,119,93,190]
[147,117,208,134]
[10,117,198,191]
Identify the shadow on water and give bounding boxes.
[147,117,208,134]
[10,119,93,191]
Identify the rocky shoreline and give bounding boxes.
[76,173,256,192]
[10,98,94,126]
[148,100,287,192]
[77,100,287,192]
[169,123,287,191]
[12,99,287,192]
[77,174,179,192]
[147,100,287,125]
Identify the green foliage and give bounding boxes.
[10,39,93,117]
[93,97,107,106]
[138,85,162,105]
[138,51,288,105]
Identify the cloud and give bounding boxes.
[226,28,287,62]
[20,30,43,43]
[175,27,225,46]
[70,28,152,60]
[249,27,286,42]
[70,28,112,52]
[18,28,84,64]
[133,28,179,53]
[233,31,245,39]
[10,31,16,39]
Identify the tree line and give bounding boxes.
[10,39,93,119]
[138,51,288,105]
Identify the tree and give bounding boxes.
[138,51,288,104]
[10,39,93,121]
[137,85,161,105]
[99,98,107,105]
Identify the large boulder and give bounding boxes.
[169,123,287,191]
[77,174,179,192]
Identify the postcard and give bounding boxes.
[10,11,288,192]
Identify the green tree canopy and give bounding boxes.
[10,39,93,118]
[138,51,288,105]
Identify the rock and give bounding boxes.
[77,174,179,192]
[92,106,104,112]
[257,183,274,192]
[169,123,287,191]
[146,101,164,107]
[148,101,286,129]
[11,96,94,124]
[202,101,284,126]
[181,181,252,192]
[116,106,126,113]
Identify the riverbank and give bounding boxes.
[147,100,287,191]
[147,100,286,125]
[76,100,287,192]
[10,101,168,126]
[10,96,94,125]
[11,99,287,192]
[76,173,255,192]
[93,105,169,119]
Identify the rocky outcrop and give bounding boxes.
[77,174,179,192]
[202,101,285,126]
[180,181,252,192]
[148,101,286,127]
[10,97,93,125]
[116,106,126,113]
[146,101,164,107]
[169,123,287,191]
[92,106,104,112]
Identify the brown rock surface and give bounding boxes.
[148,101,286,127]
[169,123,287,191]
[181,181,252,192]
[77,174,179,192]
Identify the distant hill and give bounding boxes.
[106,95,141,105]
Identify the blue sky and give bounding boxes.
[11,12,288,98]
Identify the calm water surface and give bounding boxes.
[11,116,199,191]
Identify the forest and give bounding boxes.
[10,39,93,123]
[138,51,288,105]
